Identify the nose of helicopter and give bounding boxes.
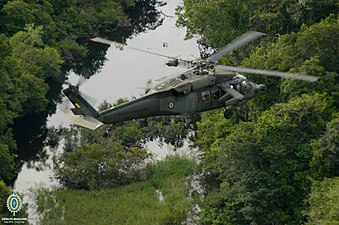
[256,84,266,91]
[249,82,265,92]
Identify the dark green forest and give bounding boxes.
[0,0,164,219]
[177,0,339,224]
[0,0,338,224]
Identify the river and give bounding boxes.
[13,0,200,222]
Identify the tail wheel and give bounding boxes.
[224,109,234,119]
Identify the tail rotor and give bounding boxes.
[59,76,103,130]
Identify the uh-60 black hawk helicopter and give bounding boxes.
[61,31,318,130]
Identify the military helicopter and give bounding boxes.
[61,31,318,130]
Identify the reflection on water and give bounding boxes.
[14,2,201,219]
[13,1,201,223]
[12,0,166,191]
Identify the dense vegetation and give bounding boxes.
[0,0,338,224]
[0,0,164,222]
[0,0,164,183]
[50,97,199,190]
[36,156,196,225]
[177,1,338,224]
[306,177,339,224]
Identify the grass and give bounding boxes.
[35,156,196,225]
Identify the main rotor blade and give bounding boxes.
[217,65,318,82]
[208,31,266,62]
[77,76,87,86]
[91,37,191,64]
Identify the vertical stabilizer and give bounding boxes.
[61,85,103,130]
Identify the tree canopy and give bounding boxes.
[0,0,163,201]
[177,1,339,224]
[0,0,338,224]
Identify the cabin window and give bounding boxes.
[236,83,242,92]
[201,91,210,103]
[212,89,221,101]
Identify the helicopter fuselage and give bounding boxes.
[63,66,266,130]
[61,31,316,130]
[97,72,263,124]
[98,88,221,124]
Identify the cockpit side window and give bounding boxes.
[242,81,251,89]
[201,91,210,103]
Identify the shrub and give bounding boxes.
[55,143,149,190]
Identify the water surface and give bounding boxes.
[14,0,199,193]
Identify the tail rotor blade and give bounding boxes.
[77,76,87,87]
[60,96,71,109]
[64,76,86,87]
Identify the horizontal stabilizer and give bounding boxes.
[71,108,83,115]
[60,106,103,130]
[70,115,103,130]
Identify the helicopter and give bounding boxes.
[61,31,318,130]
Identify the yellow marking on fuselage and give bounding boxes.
[75,103,81,108]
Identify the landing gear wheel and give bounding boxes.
[224,109,234,119]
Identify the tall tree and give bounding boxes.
[200,94,333,224]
